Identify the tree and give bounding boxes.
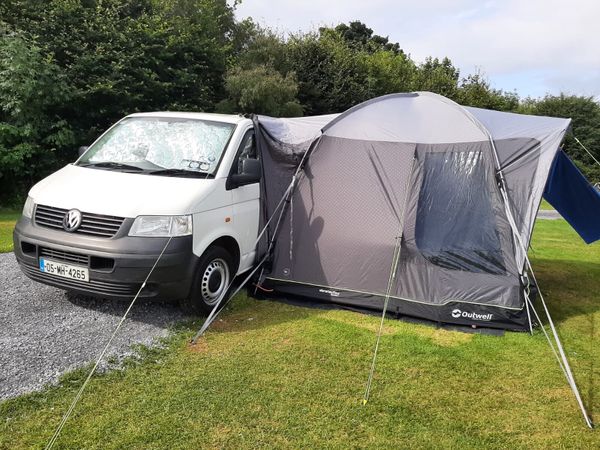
[1,8,598,204]
[363,49,417,98]
[523,94,600,182]
[285,32,372,115]
[234,26,291,74]
[416,57,460,99]
[215,65,303,117]
[457,72,519,111]
[0,31,74,205]
[325,21,404,55]
[0,0,237,136]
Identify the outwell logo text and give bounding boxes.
[451,309,493,321]
[319,288,340,297]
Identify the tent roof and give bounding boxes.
[256,113,338,145]
[465,105,570,143]
[258,92,571,146]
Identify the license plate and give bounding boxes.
[39,258,89,282]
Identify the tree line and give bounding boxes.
[0,1,598,205]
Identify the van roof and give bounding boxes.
[127,111,249,125]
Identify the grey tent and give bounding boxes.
[193,92,595,427]
[254,92,571,331]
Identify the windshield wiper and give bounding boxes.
[79,162,144,171]
[147,168,213,178]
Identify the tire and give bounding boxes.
[181,246,234,315]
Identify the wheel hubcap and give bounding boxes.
[201,258,229,306]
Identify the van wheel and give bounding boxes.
[182,246,233,315]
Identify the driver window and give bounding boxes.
[236,131,257,174]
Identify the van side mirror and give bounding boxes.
[227,159,261,189]
[78,146,89,157]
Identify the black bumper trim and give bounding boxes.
[20,263,141,297]
[13,217,199,300]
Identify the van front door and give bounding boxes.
[230,129,260,273]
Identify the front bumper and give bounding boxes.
[13,216,198,300]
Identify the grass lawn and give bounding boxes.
[1,219,599,449]
[0,210,19,253]
[539,199,555,211]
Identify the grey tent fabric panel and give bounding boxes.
[269,136,416,295]
[263,277,530,331]
[494,138,541,245]
[253,118,307,258]
[396,258,522,309]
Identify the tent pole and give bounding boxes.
[478,122,592,428]
[574,136,600,168]
[524,289,533,335]
[451,103,593,428]
[362,152,416,405]
[523,274,533,335]
[524,261,594,429]
[500,175,594,428]
[493,146,594,428]
[524,290,568,379]
[362,235,402,405]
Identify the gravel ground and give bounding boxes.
[0,252,190,401]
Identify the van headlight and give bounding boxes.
[22,196,35,218]
[129,215,192,237]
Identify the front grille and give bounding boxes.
[21,264,141,297]
[34,205,125,238]
[39,247,89,266]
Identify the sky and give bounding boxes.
[235,0,600,100]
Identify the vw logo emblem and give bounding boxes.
[63,209,82,232]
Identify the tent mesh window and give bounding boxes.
[415,150,507,275]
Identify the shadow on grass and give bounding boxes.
[532,258,600,320]
[63,283,320,338]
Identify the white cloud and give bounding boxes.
[235,0,600,98]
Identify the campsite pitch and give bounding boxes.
[1,219,598,449]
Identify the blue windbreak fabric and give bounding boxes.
[543,150,600,244]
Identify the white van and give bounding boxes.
[13,112,261,313]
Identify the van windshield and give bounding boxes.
[77,117,236,177]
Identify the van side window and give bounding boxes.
[236,131,257,174]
